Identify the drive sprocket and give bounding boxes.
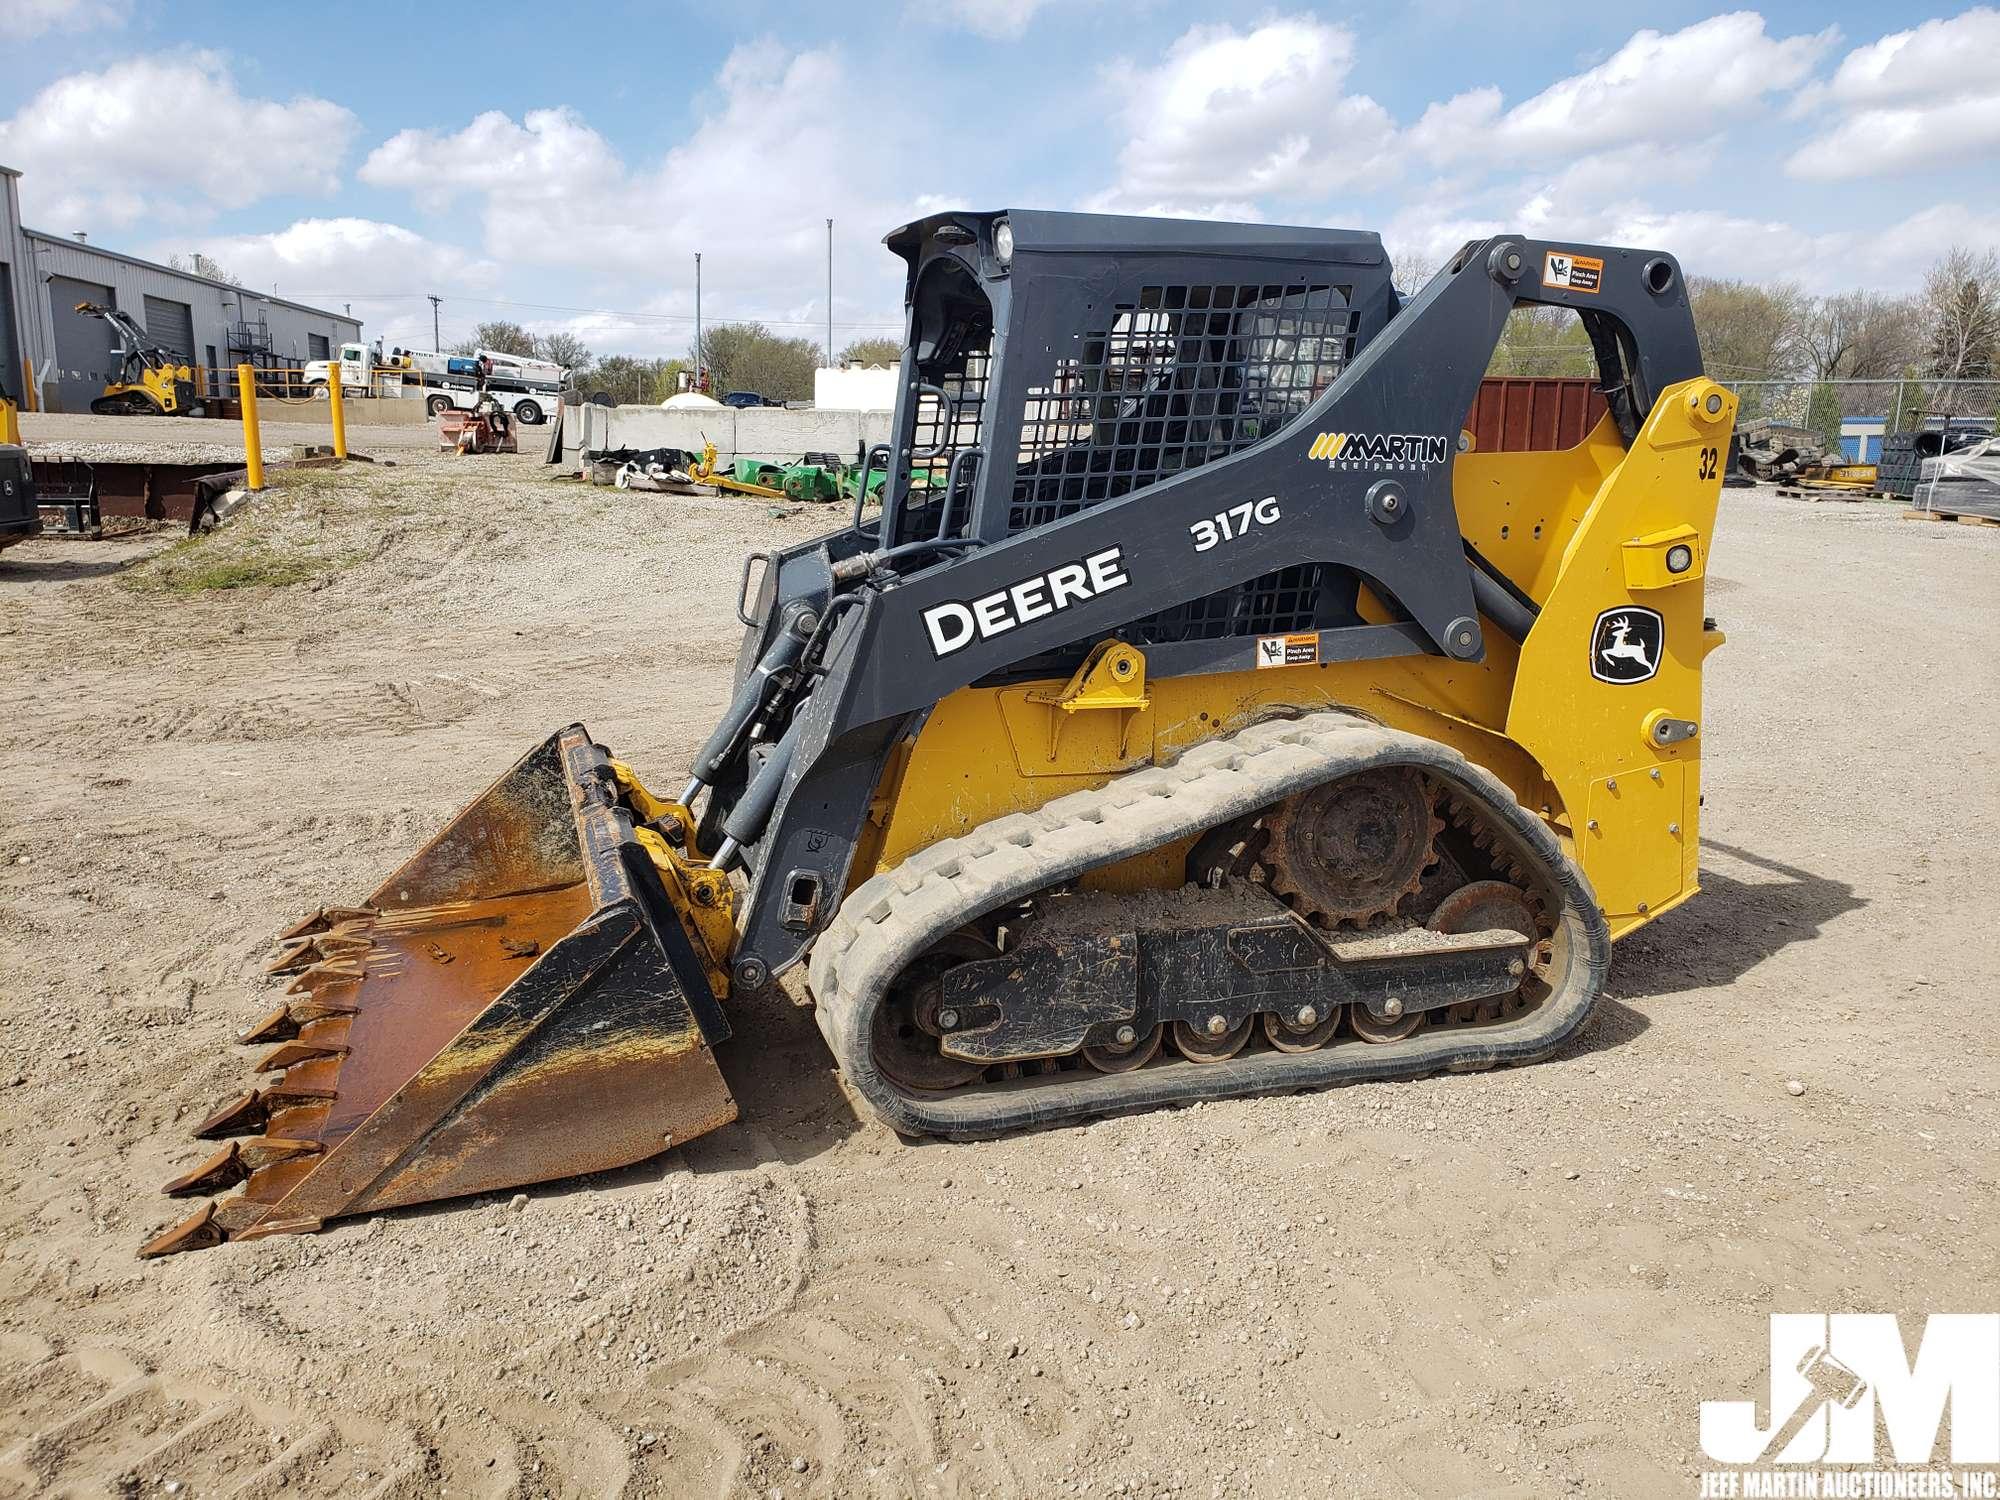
[1261,766,1442,926]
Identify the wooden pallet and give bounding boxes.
[1778,486,1885,501]
[1900,507,2000,527]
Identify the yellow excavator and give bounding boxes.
[144,212,1731,1257]
[74,302,206,417]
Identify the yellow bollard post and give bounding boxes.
[237,364,265,491]
[21,357,36,413]
[326,369,348,460]
[1,399,19,446]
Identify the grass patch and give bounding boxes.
[155,549,322,593]
[122,464,375,596]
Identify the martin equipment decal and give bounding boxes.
[1306,432,1450,470]
[1543,250,1604,294]
[922,546,1132,659]
[1256,632,1319,669]
[1590,606,1664,684]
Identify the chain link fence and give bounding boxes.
[1717,377,2000,445]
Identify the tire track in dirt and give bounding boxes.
[0,1338,430,1498]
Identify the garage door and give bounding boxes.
[144,294,195,364]
[49,276,117,414]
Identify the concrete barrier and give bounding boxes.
[564,404,895,466]
[264,398,429,428]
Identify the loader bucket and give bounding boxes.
[142,726,737,1257]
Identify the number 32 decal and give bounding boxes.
[1190,495,1282,553]
[1697,447,1719,480]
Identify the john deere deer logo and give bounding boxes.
[1589,607,1664,684]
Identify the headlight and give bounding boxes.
[993,220,1014,266]
[1666,543,1694,574]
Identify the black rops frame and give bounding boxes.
[720,212,1703,986]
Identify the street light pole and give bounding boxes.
[428,294,441,353]
[826,217,834,369]
[694,252,703,392]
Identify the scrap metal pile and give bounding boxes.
[1730,420,1848,483]
[587,442,903,504]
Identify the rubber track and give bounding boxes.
[809,709,1612,1139]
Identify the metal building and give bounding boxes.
[2,163,361,412]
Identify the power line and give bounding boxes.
[277,289,904,332]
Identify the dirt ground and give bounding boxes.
[0,433,1995,1500]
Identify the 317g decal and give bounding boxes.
[1190,495,1281,552]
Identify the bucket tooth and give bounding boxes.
[240,1004,301,1044]
[139,1202,226,1259]
[253,1039,350,1073]
[162,1138,324,1197]
[286,957,365,996]
[266,930,372,977]
[164,1142,248,1196]
[239,998,356,1045]
[194,1089,269,1139]
[279,906,378,941]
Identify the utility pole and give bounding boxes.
[826,218,834,369]
[428,294,442,353]
[694,252,703,392]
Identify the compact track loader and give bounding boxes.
[73,302,205,418]
[145,212,1732,1257]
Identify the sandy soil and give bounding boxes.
[0,453,1995,1500]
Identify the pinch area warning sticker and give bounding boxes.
[1543,251,1603,294]
[1255,632,1319,669]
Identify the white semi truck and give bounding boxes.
[303,341,569,426]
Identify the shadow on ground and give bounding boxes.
[1611,839,1864,1003]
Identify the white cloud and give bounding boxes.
[355,42,916,353]
[925,0,1058,39]
[1410,13,1833,165]
[0,0,127,40]
[1786,8,2000,179]
[176,218,500,351]
[359,107,623,211]
[0,53,355,228]
[1091,17,1396,215]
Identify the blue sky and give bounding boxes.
[3,0,1995,359]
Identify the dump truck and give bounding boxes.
[145,211,1731,1256]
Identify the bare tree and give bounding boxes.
[694,324,823,402]
[1796,291,1919,380]
[1386,246,1441,298]
[449,321,538,359]
[1836,293,1921,380]
[837,336,903,367]
[1686,277,1811,378]
[169,252,241,286]
[533,331,593,375]
[1486,305,1594,377]
[1920,246,2000,381]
